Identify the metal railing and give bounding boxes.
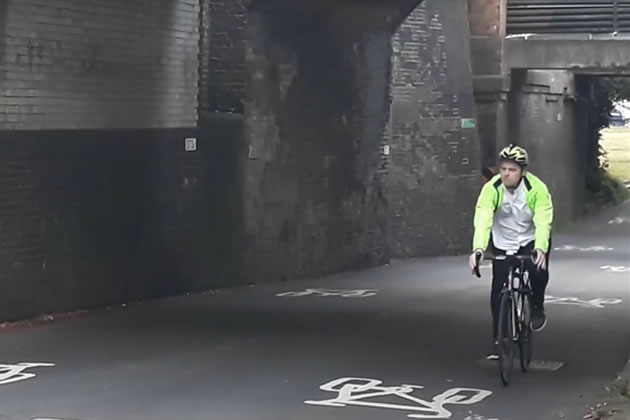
[507,0,630,34]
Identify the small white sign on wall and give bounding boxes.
[185,137,197,152]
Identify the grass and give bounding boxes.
[583,127,630,214]
[601,127,630,183]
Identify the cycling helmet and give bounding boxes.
[499,144,528,167]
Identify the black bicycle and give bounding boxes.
[474,253,535,386]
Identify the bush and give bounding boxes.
[584,169,630,215]
[582,77,630,214]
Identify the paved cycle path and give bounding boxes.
[0,202,628,420]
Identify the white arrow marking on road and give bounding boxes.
[305,377,492,419]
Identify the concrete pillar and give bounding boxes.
[509,70,583,225]
[467,0,509,169]
[473,76,510,169]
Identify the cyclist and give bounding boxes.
[468,145,553,359]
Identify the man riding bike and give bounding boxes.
[468,145,554,359]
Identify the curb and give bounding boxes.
[618,357,630,383]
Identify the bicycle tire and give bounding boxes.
[497,291,514,386]
[519,293,533,371]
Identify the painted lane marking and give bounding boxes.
[277,288,378,298]
[478,358,563,372]
[465,415,500,420]
[609,217,630,224]
[0,362,55,385]
[305,377,492,419]
[600,265,630,273]
[554,245,614,251]
[545,295,623,309]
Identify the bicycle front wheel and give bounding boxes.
[519,293,533,372]
[497,291,514,386]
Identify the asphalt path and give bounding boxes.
[0,202,629,420]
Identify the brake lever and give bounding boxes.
[473,253,482,278]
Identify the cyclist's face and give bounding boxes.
[499,161,524,188]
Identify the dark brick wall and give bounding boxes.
[467,0,508,173]
[201,0,247,113]
[386,0,481,257]
[467,0,505,76]
[0,0,199,130]
[199,0,212,114]
[0,0,489,320]
[240,8,392,283]
[0,117,242,321]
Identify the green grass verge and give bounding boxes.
[601,127,630,182]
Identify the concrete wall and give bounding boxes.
[474,77,510,169]
[505,38,630,75]
[508,70,583,225]
[386,0,481,257]
[0,0,200,130]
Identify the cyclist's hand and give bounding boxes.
[534,249,547,271]
[469,250,484,275]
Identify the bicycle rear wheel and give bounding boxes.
[519,293,533,371]
[497,291,514,386]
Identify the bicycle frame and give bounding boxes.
[499,256,533,341]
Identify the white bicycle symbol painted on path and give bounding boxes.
[554,245,614,251]
[609,217,630,225]
[545,295,623,309]
[277,288,378,298]
[0,362,55,385]
[305,377,492,419]
[600,265,630,273]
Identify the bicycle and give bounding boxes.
[474,253,535,386]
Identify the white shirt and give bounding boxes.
[492,180,536,253]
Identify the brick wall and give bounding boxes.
[201,0,247,113]
[0,119,242,322]
[0,0,245,321]
[0,0,200,130]
[386,0,481,257]
[467,0,506,76]
[467,0,509,173]
[240,9,392,283]
[0,0,488,320]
